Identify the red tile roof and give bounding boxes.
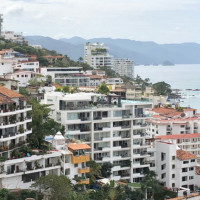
[0,94,15,105]
[155,133,200,140]
[0,86,24,98]
[176,149,196,160]
[152,107,182,117]
[67,143,91,151]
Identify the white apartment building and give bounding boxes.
[1,31,27,44]
[40,67,90,87]
[0,59,17,76]
[154,141,197,192]
[106,78,124,85]
[0,86,91,189]
[113,59,134,78]
[41,91,153,183]
[0,76,18,91]
[14,61,40,73]
[155,134,200,161]
[84,42,113,69]
[5,70,40,87]
[146,107,199,138]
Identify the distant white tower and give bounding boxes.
[0,14,3,37]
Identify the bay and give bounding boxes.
[134,64,200,111]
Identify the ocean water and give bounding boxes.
[135,64,200,111]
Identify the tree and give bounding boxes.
[46,75,52,84]
[31,174,72,200]
[141,170,162,199]
[63,86,71,93]
[98,83,110,95]
[152,81,172,95]
[86,160,101,184]
[27,99,65,149]
[101,162,113,178]
[78,57,84,62]
[19,87,29,96]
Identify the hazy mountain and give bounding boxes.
[26,36,200,64]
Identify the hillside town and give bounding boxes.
[0,14,200,200]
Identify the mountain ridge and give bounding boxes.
[25,35,200,64]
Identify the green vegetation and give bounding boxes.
[100,162,113,178]
[98,83,110,95]
[86,160,102,184]
[32,175,72,200]
[152,81,172,95]
[27,99,65,149]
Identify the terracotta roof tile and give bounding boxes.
[0,94,15,105]
[155,133,200,140]
[176,149,196,160]
[0,86,23,98]
[67,143,91,151]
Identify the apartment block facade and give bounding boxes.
[113,58,134,78]
[41,91,153,183]
[84,43,113,69]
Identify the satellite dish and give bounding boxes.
[181,113,185,117]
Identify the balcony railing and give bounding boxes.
[0,129,32,139]
[78,167,90,174]
[77,178,89,184]
[71,154,90,164]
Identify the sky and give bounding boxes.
[0,0,200,44]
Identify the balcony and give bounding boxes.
[0,129,32,141]
[77,178,89,184]
[78,167,90,174]
[71,154,90,164]
[0,105,32,116]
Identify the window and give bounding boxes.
[189,167,194,171]
[161,164,166,170]
[183,161,189,164]
[182,176,187,181]
[172,164,175,169]
[181,125,185,128]
[172,174,175,178]
[161,173,166,179]
[17,75,19,77]
[189,176,194,180]
[21,75,24,77]
[74,164,78,168]
[182,168,188,173]
[65,168,70,175]
[161,153,166,161]
[172,183,175,187]
[191,159,195,162]
[172,156,175,160]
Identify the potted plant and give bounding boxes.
[19,125,24,134]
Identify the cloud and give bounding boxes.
[0,0,200,43]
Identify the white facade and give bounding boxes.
[0,86,91,189]
[154,141,197,191]
[2,31,27,44]
[113,59,134,78]
[84,43,113,69]
[5,70,39,87]
[14,61,40,72]
[41,92,153,183]
[0,59,16,75]
[106,78,124,85]
[40,67,90,87]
